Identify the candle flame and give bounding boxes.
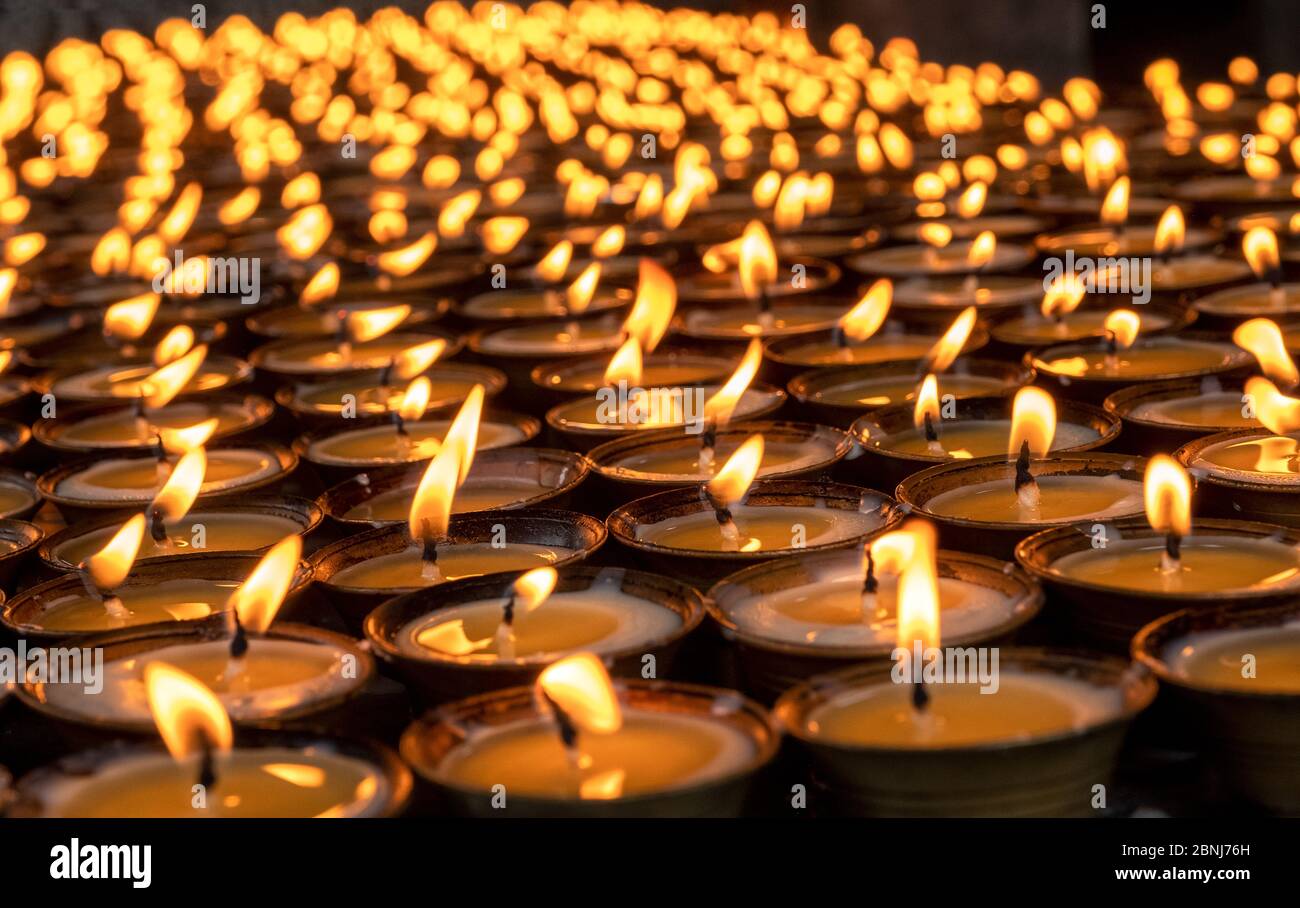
[1040,272,1086,319]
[1144,454,1192,539]
[91,227,132,275]
[956,181,987,219]
[591,225,625,259]
[773,173,809,230]
[702,338,762,426]
[438,190,481,239]
[536,240,574,283]
[217,187,260,226]
[512,566,558,617]
[368,210,408,244]
[281,173,321,208]
[158,182,202,244]
[1243,226,1281,279]
[913,374,941,431]
[227,535,303,634]
[0,269,15,314]
[1234,318,1299,386]
[1008,386,1057,457]
[1245,376,1300,435]
[391,338,448,380]
[1153,205,1186,255]
[918,223,953,248]
[398,376,432,423]
[85,513,146,591]
[622,259,676,353]
[536,653,623,735]
[144,662,233,762]
[406,386,485,542]
[481,216,529,255]
[706,434,764,507]
[103,292,161,341]
[603,336,642,386]
[966,230,996,267]
[925,306,976,372]
[373,230,434,276]
[142,344,206,409]
[299,261,340,305]
[346,304,409,343]
[5,231,45,266]
[885,519,939,650]
[738,220,778,301]
[150,448,206,523]
[1104,309,1141,349]
[1099,175,1131,226]
[158,417,217,456]
[838,279,892,342]
[276,204,332,260]
[566,262,601,314]
[753,170,782,208]
[153,325,195,366]
[634,174,663,220]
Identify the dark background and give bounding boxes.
[0,0,1297,91]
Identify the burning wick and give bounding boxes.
[1161,530,1182,576]
[702,483,743,552]
[196,730,219,792]
[494,567,557,661]
[79,570,132,622]
[698,419,717,473]
[922,411,943,456]
[702,435,763,553]
[419,531,444,582]
[540,689,583,771]
[1014,439,1040,513]
[912,669,930,712]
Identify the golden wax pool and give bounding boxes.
[330,542,562,589]
[306,420,525,466]
[1189,434,1300,479]
[773,334,938,366]
[541,357,726,392]
[40,638,360,723]
[925,474,1144,523]
[344,478,549,522]
[637,504,878,552]
[677,304,841,338]
[1150,256,1252,292]
[1163,621,1300,693]
[52,512,304,564]
[1034,338,1241,380]
[439,709,756,799]
[460,288,626,320]
[50,401,258,448]
[880,419,1099,458]
[476,321,623,356]
[291,380,481,417]
[550,387,776,432]
[29,577,236,633]
[602,437,832,481]
[55,450,281,502]
[399,586,681,663]
[50,360,242,400]
[258,335,429,373]
[1049,536,1300,594]
[34,747,388,818]
[812,373,1012,409]
[1129,392,1258,429]
[725,573,1018,647]
[804,671,1122,748]
[0,481,37,517]
[996,309,1175,345]
[1196,283,1300,318]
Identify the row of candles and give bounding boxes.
[0,3,1298,817]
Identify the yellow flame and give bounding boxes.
[369,210,407,244]
[703,338,762,426]
[150,448,206,523]
[1243,226,1281,278]
[926,306,976,371]
[0,269,15,314]
[438,190,481,239]
[144,662,233,761]
[85,513,146,590]
[1008,386,1057,456]
[142,344,206,409]
[1100,176,1131,225]
[1234,318,1299,386]
[622,259,677,353]
[103,292,160,341]
[738,220,778,301]
[919,223,953,248]
[634,174,663,221]
[157,417,217,456]
[966,230,996,268]
[407,387,486,541]
[603,336,642,386]
[512,566,558,617]
[346,305,409,343]
[1245,376,1300,435]
[1144,454,1192,539]
[481,216,529,255]
[591,225,625,259]
[1104,309,1141,349]
[536,653,623,735]
[392,339,448,381]
[281,172,321,208]
[376,232,436,277]
[299,262,340,305]
[536,240,574,284]
[1041,272,1086,319]
[158,182,202,244]
[956,181,987,219]
[566,262,601,314]
[705,434,764,507]
[839,279,892,342]
[218,187,260,226]
[398,376,432,422]
[227,535,302,634]
[91,227,132,275]
[152,325,194,366]
[1154,205,1186,255]
[889,519,940,650]
[5,231,45,266]
[913,374,941,432]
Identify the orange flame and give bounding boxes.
[1041,272,1086,319]
[481,216,529,255]
[1104,309,1141,349]
[218,187,260,226]
[346,305,409,343]
[158,182,202,244]
[1245,376,1300,435]
[142,345,206,409]
[150,448,206,523]
[1234,318,1299,386]
[603,337,642,386]
[1243,226,1281,279]
[966,230,996,268]
[157,417,217,456]
[438,190,481,239]
[591,225,625,259]
[91,227,132,275]
[536,240,574,283]
[888,519,940,650]
[299,261,340,305]
[152,325,195,366]
[622,259,677,353]
[926,306,976,371]
[536,653,623,735]
[227,535,303,634]
[377,231,437,277]
[913,374,941,432]
[144,662,233,761]
[511,566,558,617]
[566,262,601,314]
[738,220,778,301]
[956,181,988,219]
[918,223,953,248]
[703,338,762,426]
[5,232,45,266]
[103,292,161,341]
[392,338,448,380]
[839,279,892,342]
[1008,386,1057,456]
[281,172,321,208]
[1144,454,1192,539]
[85,513,146,590]
[1100,176,1131,226]
[398,376,432,422]
[705,434,765,507]
[1154,205,1186,255]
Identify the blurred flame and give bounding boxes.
[536,240,573,283]
[398,376,432,422]
[966,230,996,267]
[299,261,340,305]
[218,187,260,226]
[481,216,528,255]
[1041,272,1086,319]
[956,181,987,219]
[738,220,777,301]
[622,259,676,353]
[838,279,892,342]
[591,225,625,259]
[1104,309,1140,349]
[392,338,448,380]
[566,262,601,314]
[346,304,409,343]
[1144,454,1192,539]
[1153,206,1186,255]
[1243,226,1281,279]
[376,232,436,277]
[103,292,160,341]
[157,417,217,455]
[1100,176,1131,225]
[926,306,976,371]
[152,325,194,366]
